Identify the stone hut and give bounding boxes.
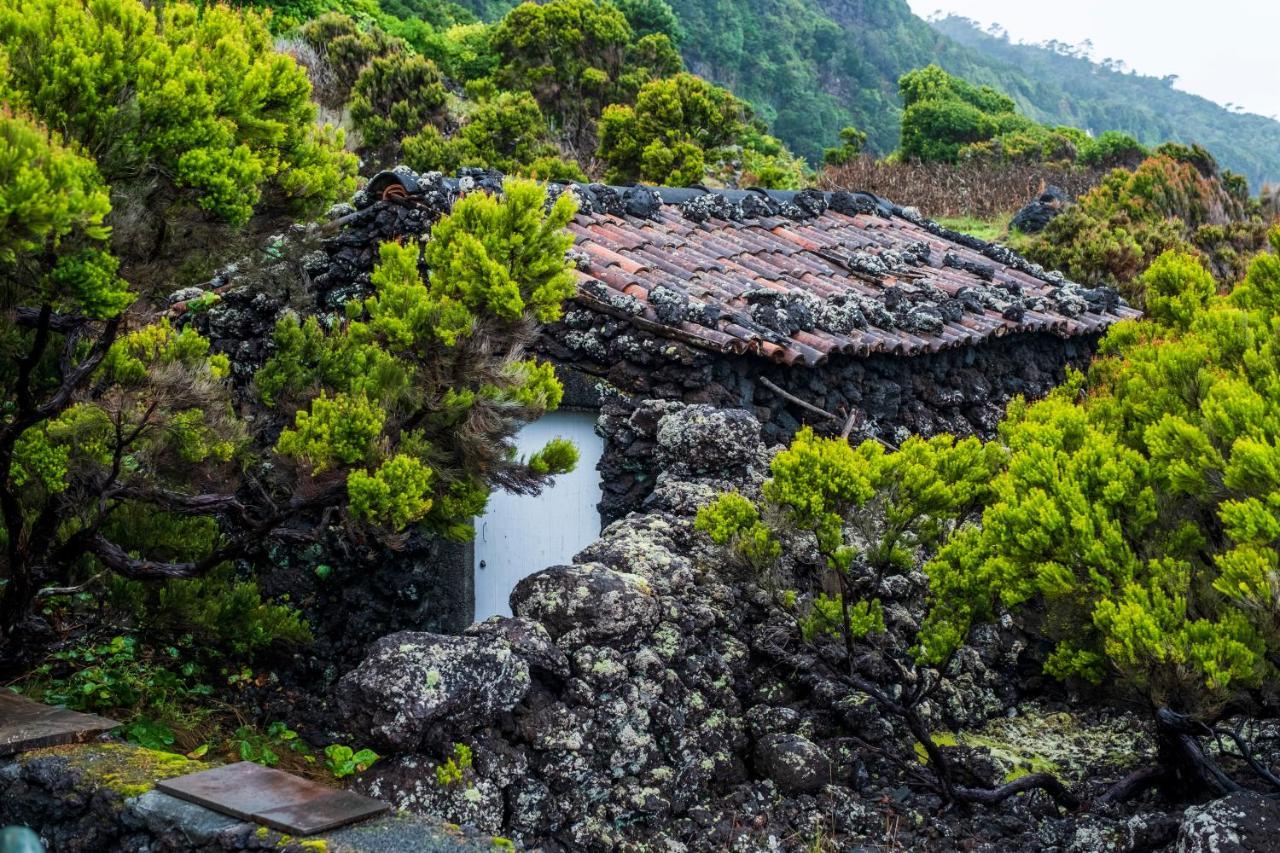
[295,167,1136,626]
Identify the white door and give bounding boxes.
[473,411,604,621]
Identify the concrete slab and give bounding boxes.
[157,761,389,835]
[0,691,119,757]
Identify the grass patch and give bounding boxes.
[935,213,1013,243]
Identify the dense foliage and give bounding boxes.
[922,237,1280,721]
[349,51,449,155]
[0,0,356,228]
[698,232,1280,800]
[489,0,678,151]
[597,72,749,185]
[259,181,579,538]
[403,91,586,180]
[0,169,579,636]
[899,65,1145,168]
[704,230,1280,748]
[1021,144,1268,297]
[451,0,1280,187]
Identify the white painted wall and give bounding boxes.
[473,411,604,621]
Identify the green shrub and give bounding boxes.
[491,0,678,148]
[0,110,125,317]
[1022,150,1266,294]
[402,90,584,180]
[823,126,867,167]
[698,427,1001,652]
[918,232,1280,720]
[615,0,682,42]
[258,180,579,540]
[0,0,356,226]
[349,52,448,155]
[898,65,1016,163]
[598,72,749,185]
[298,12,405,108]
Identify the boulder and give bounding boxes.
[655,405,761,478]
[753,733,834,794]
[356,755,505,834]
[510,563,659,649]
[464,616,571,680]
[335,632,530,751]
[1010,185,1067,234]
[1177,791,1280,853]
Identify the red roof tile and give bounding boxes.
[569,202,1138,366]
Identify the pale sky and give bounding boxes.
[907,1,1280,121]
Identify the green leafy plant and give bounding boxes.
[434,742,473,787]
[25,634,213,719]
[349,52,449,156]
[2,151,581,640]
[230,721,313,767]
[325,743,381,778]
[259,179,579,540]
[697,426,1066,807]
[490,0,679,148]
[1021,146,1266,293]
[403,90,585,180]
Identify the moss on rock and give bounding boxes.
[19,742,208,798]
[917,703,1151,783]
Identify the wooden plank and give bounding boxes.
[0,691,119,757]
[157,762,388,836]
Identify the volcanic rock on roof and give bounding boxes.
[365,169,1140,367]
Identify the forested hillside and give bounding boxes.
[452,0,1280,187]
[932,15,1280,191]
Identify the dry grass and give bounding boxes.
[818,157,1108,220]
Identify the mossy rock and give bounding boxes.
[19,742,209,798]
[916,703,1151,783]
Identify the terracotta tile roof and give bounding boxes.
[340,171,1139,368]
[562,187,1139,367]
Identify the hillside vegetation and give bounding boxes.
[452,0,1280,187]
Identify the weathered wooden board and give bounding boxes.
[157,761,388,835]
[0,691,119,757]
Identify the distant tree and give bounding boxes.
[615,0,682,43]
[823,126,868,167]
[349,53,449,161]
[597,72,749,185]
[490,0,679,151]
[897,65,1021,163]
[1079,130,1148,169]
[402,91,586,180]
[418,22,501,82]
[297,12,405,109]
[491,0,632,147]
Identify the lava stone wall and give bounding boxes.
[537,320,1099,522]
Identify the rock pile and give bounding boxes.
[330,402,1167,851]
[1010,185,1068,234]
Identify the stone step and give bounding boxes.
[0,741,513,852]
